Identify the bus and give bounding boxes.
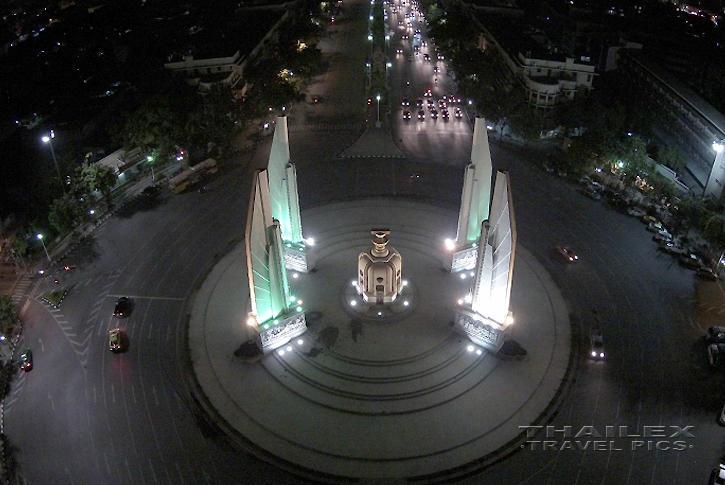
[168,158,218,193]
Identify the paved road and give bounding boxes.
[5,0,725,483]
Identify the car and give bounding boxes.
[652,230,672,243]
[454,107,463,118]
[427,99,435,109]
[556,245,578,262]
[417,109,425,120]
[424,89,432,97]
[641,214,659,224]
[708,343,725,367]
[433,66,440,74]
[710,463,725,484]
[423,53,430,61]
[403,110,412,120]
[627,206,646,218]
[401,98,409,106]
[581,186,602,201]
[109,328,124,352]
[590,329,605,359]
[706,326,725,343]
[659,241,686,255]
[414,45,419,52]
[441,109,449,119]
[141,184,161,197]
[579,175,593,186]
[697,267,719,280]
[421,40,427,47]
[401,34,408,39]
[19,348,32,371]
[398,20,403,26]
[678,253,701,269]
[430,108,438,119]
[113,296,132,317]
[646,222,664,233]
[438,99,447,108]
[438,53,445,60]
[396,48,403,54]
[416,98,424,108]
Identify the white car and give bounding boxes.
[627,206,646,218]
[711,463,725,484]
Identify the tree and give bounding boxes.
[75,161,117,207]
[48,193,84,233]
[658,145,686,173]
[703,212,725,253]
[0,295,16,336]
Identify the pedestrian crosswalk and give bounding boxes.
[288,123,359,132]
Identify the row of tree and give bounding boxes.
[21,2,330,253]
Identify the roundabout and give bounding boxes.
[188,199,573,482]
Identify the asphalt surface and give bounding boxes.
[5,0,725,483]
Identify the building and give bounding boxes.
[164,51,245,88]
[617,49,725,198]
[479,22,596,112]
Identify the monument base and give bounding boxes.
[283,244,313,273]
[453,308,505,352]
[343,279,417,322]
[450,245,478,273]
[257,312,307,354]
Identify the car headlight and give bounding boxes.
[600,352,605,358]
[591,351,597,357]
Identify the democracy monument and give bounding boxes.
[188,115,570,482]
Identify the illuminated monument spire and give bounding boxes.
[267,116,311,273]
[450,118,493,272]
[450,119,517,351]
[244,117,308,354]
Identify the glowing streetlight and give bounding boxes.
[376,94,381,123]
[37,233,51,262]
[41,130,64,193]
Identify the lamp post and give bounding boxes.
[37,234,51,263]
[376,94,381,125]
[42,130,64,193]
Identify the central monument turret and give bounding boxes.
[357,230,402,304]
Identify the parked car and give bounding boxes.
[652,230,673,243]
[590,329,605,359]
[627,206,646,218]
[642,215,659,224]
[646,222,664,233]
[581,186,601,201]
[679,253,701,269]
[556,245,578,262]
[659,241,687,255]
[19,348,32,371]
[697,267,718,280]
[708,343,725,366]
[706,326,725,343]
[710,463,725,485]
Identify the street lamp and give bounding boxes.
[42,130,64,193]
[37,233,51,263]
[376,94,381,124]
